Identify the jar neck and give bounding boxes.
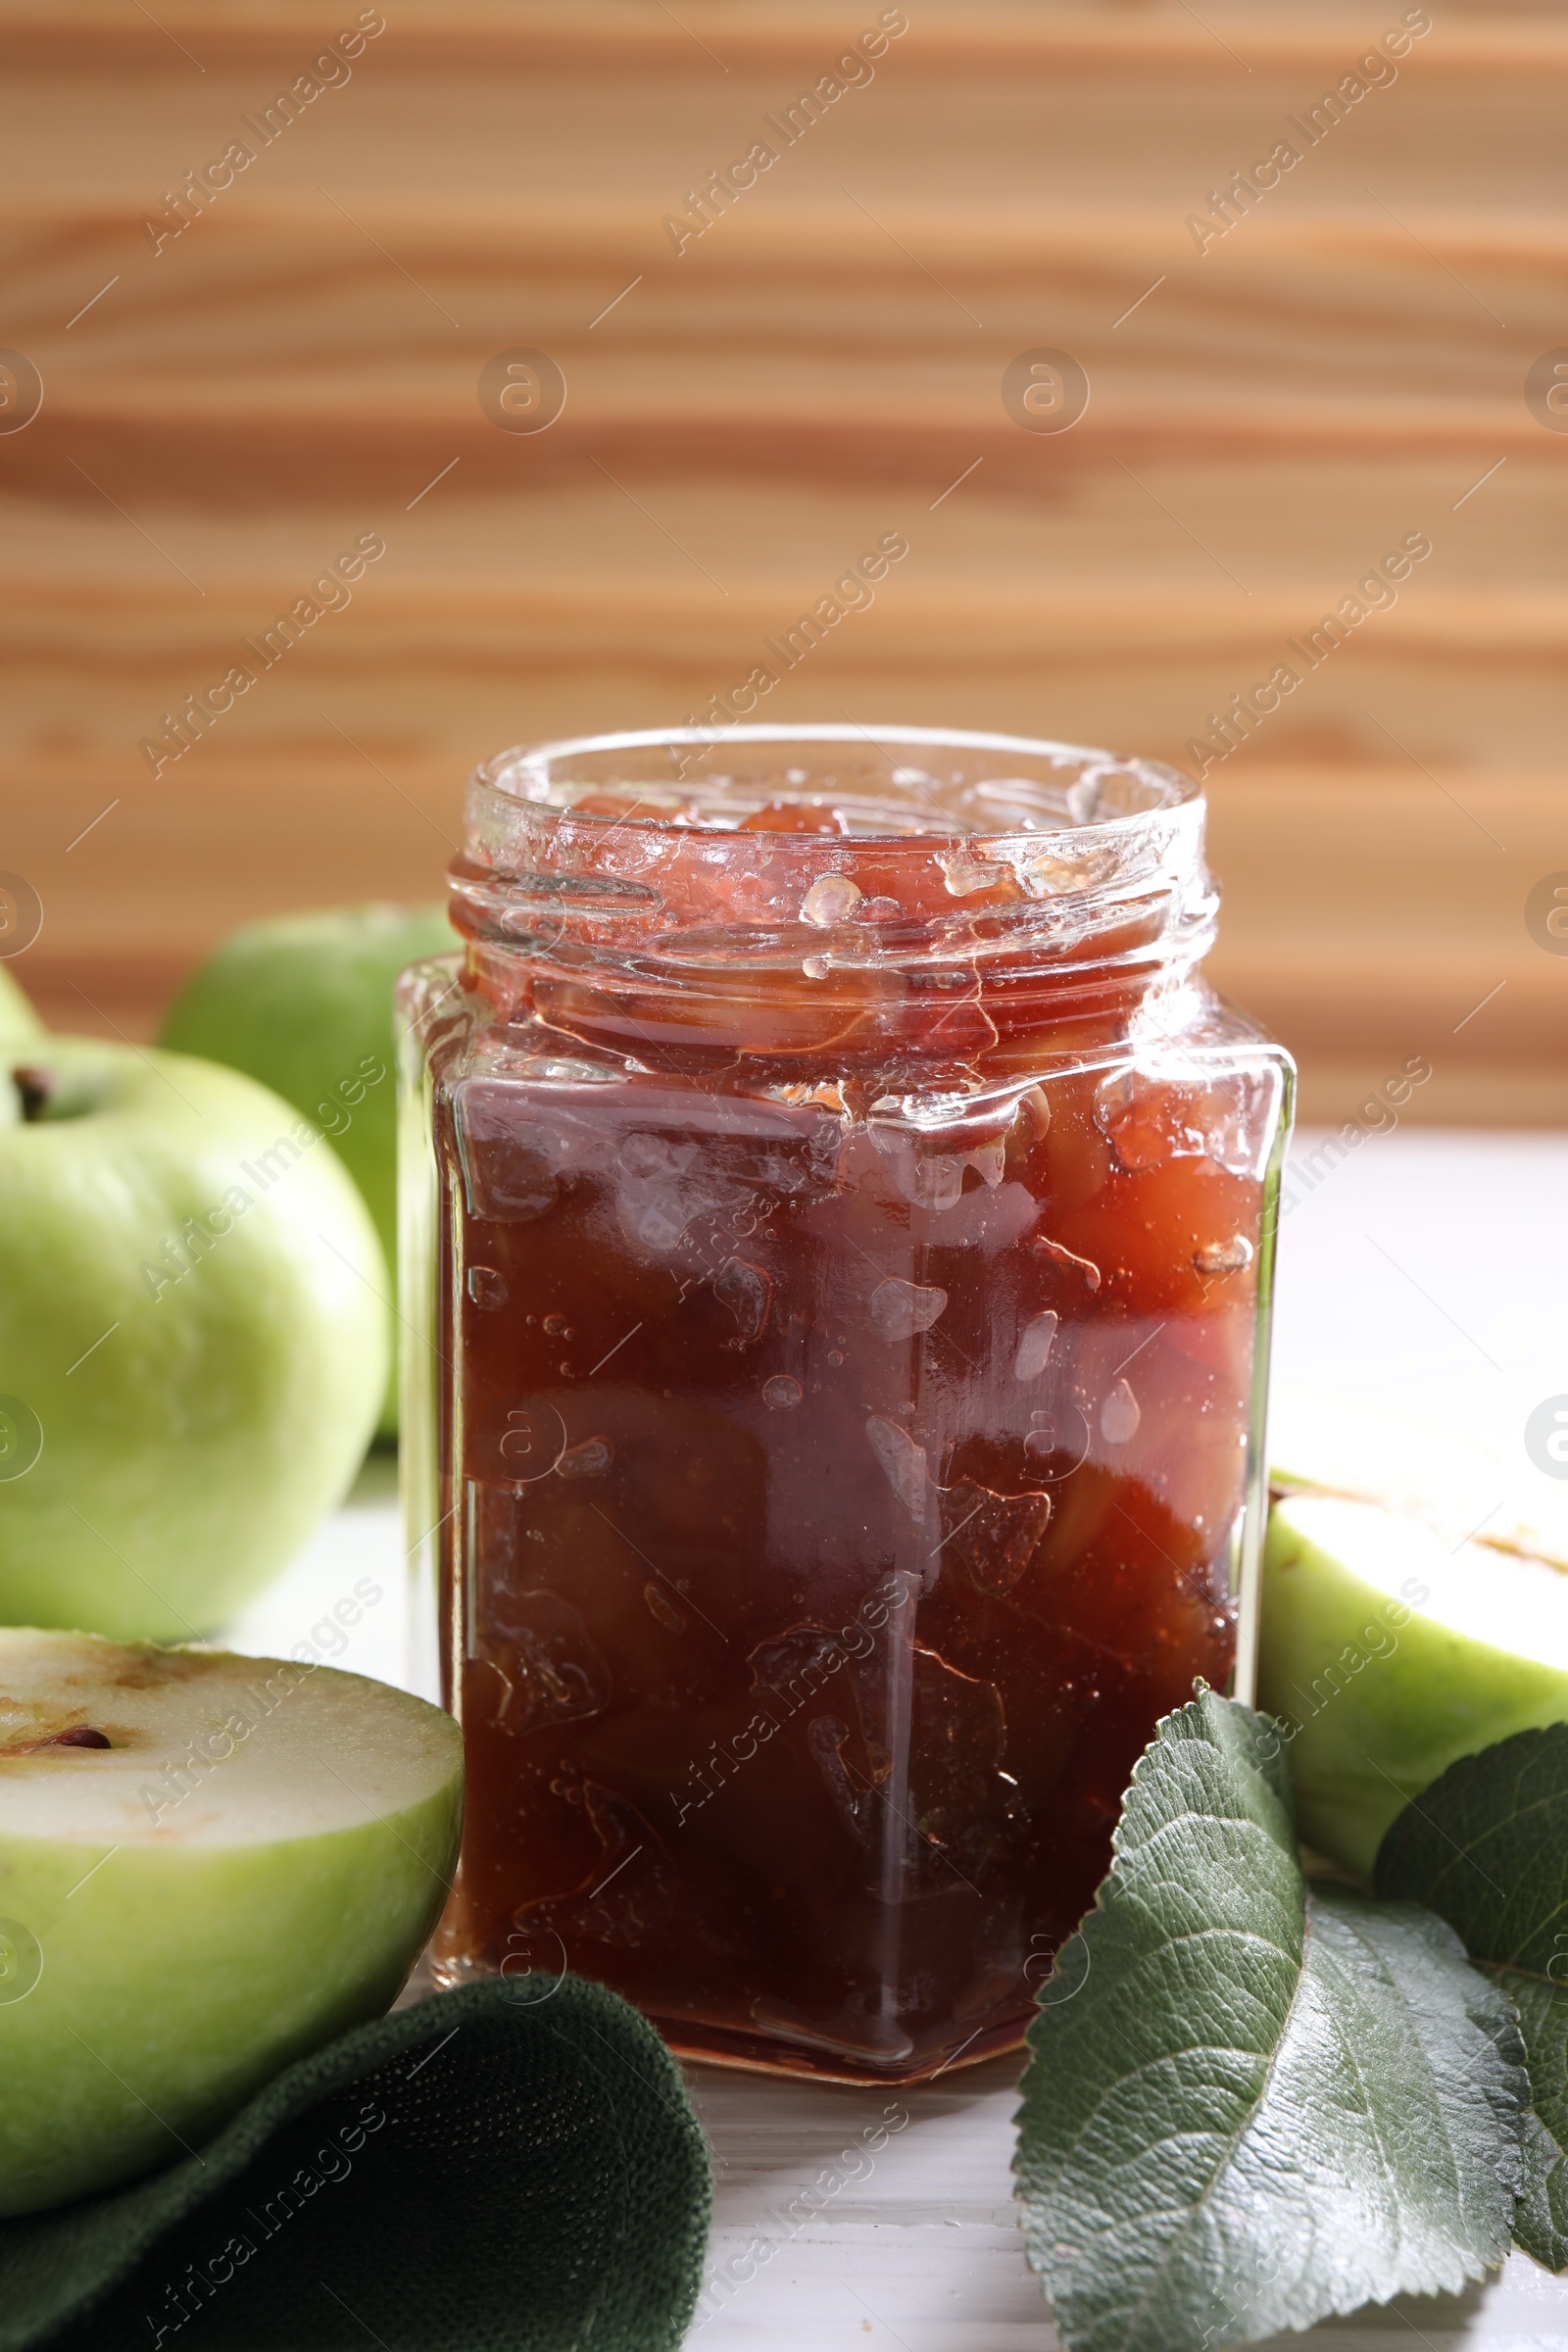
[449,729,1218,1075]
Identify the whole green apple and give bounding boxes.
[1258,1490,1568,1874]
[0,1627,462,2214]
[159,904,453,1441]
[0,1038,388,1638]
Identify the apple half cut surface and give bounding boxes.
[0,1630,462,2216]
[1258,1492,1568,1874]
[1268,1381,1568,1569]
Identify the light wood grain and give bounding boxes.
[0,1,1562,1119]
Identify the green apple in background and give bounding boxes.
[0,1628,462,2214]
[1258,1491,1568,1874]
[159,904,454,1442]
[0,1037,387,1639]
[0,965,42,1053]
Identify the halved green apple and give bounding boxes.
[1258,1491,1568,1874]
[1268,1381,1568,1564]
[0,1630,462,2215]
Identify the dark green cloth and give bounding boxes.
[0,1977,711,2352]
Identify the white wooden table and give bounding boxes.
[223,1128,1568,2349]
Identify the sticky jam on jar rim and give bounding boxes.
[402,726,1294,2082]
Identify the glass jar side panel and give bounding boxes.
[424,1004,1290,2076]
[1232,1052,1296,1708]
[397,956,465,1709]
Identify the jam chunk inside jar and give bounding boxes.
[400,725,1293,2082]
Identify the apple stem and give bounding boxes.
[12,1065,55,1123]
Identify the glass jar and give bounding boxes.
[399,725,1294,2082]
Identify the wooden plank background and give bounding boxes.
[2,1,1563,1121]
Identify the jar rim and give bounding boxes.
[470,723,1199,846]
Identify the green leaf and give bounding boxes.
[1375,1721,1568,2271]
[1014,1691,1526,2352]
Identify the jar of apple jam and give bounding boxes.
[398,725,1293,2082]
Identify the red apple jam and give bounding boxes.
[401,727,1292,2081]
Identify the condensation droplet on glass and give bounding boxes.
[827,1350,844,1365]
[1013,1309,1058,1382]
[714,1256,771,1346]
[940,853,995,897]
[966,1141,1005,1190]
[801,873,861,929]
[1033,1233,1102,1293]
[762,1374,803,1410]
[479,1589,610,1734]
[865,1415,928,1521]
[644,1581,686,1633]
[559,1361,574,1377]
[801,953,831,980]
[942,1478,1052,1596]
[869,1278,949,1342]
[910,1155,964,1211]
[557,1435,612,1481]
[467,1265,508,1308]
[1101,1379,1141,1446]
[1194,1234,1254,1275]
[544,1313,569,1336]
